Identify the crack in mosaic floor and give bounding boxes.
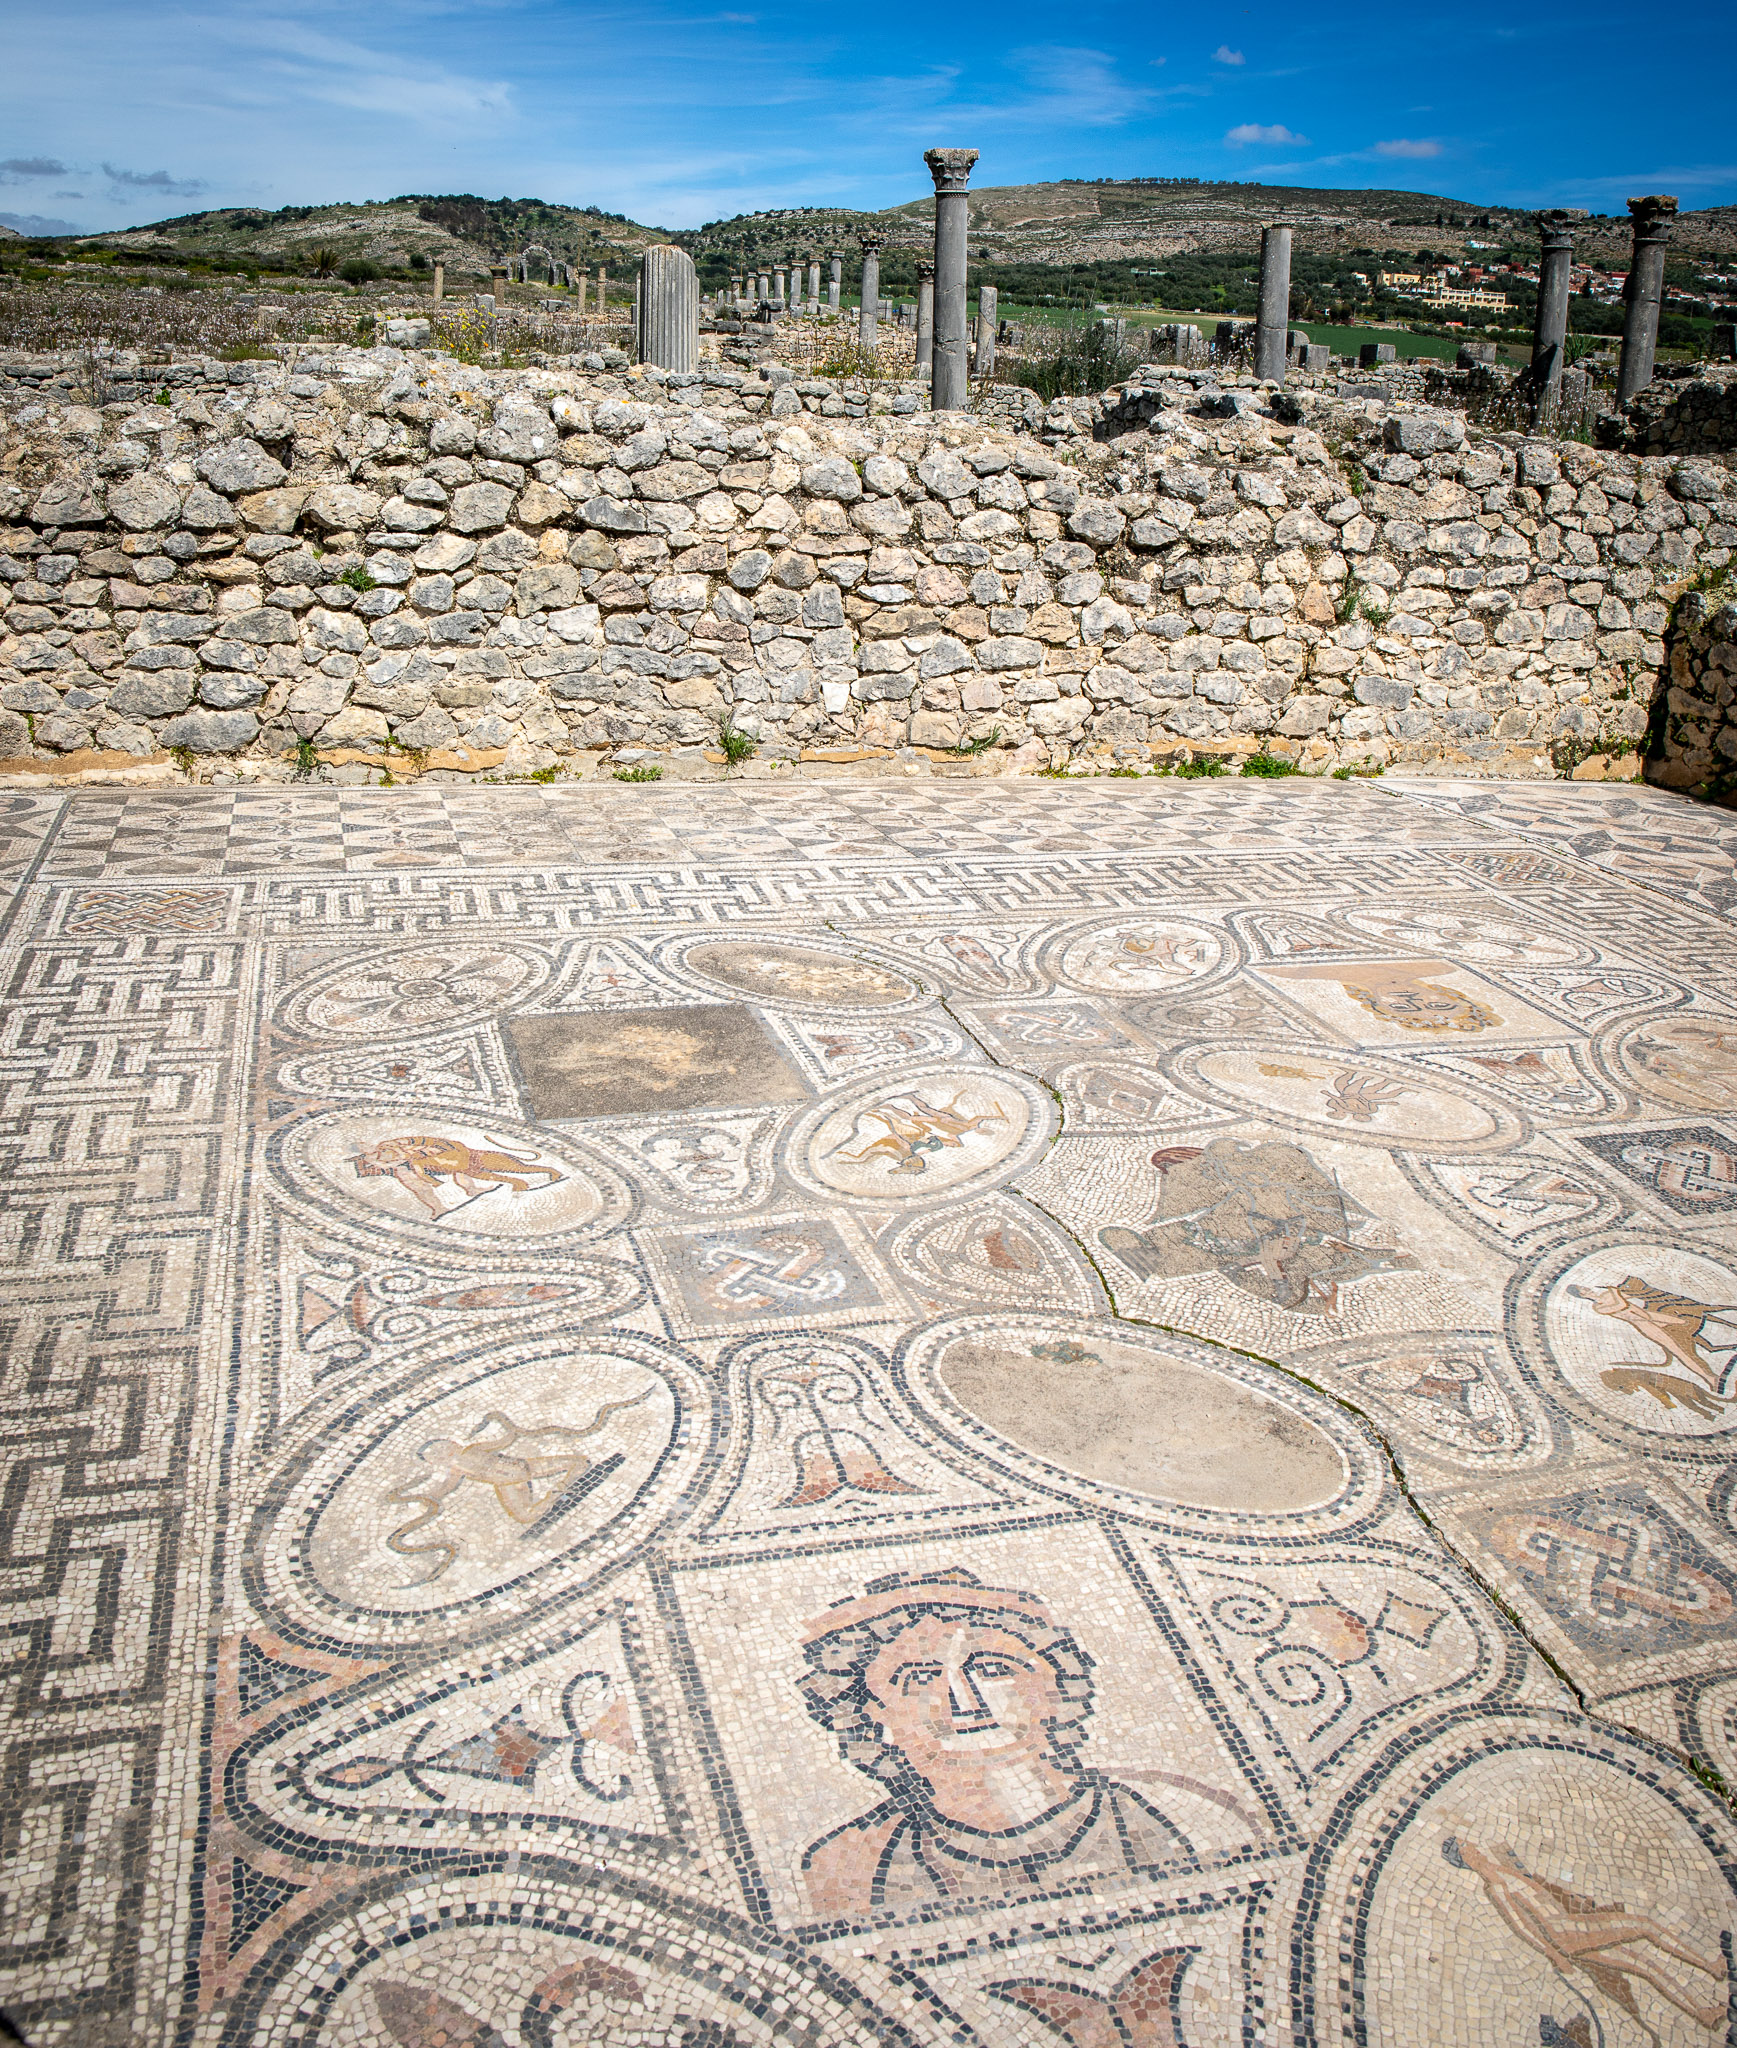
[1,776,1736,2048]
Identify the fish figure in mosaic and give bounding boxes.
[383,1395,652,1582]
[1575,1277,1737,1419]
[353,1134,564,1220]
[831,1090,1009,1178]
[799,1570,1196,1916]
[1444,1838,1728,2039]
[987,1947,1196,2048]
[1100,1138,1417,1315]
[759,1360,921,1508]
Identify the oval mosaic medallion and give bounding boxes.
[928,1323,1348,1513]
[792,1066,1051,1202]
[681,938,918,1010]
[281,1107,633,1244]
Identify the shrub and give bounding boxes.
[1241,751,1299,777]
[339,258,380,286]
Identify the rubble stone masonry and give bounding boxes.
[1,343,1733,790]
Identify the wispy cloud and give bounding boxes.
[1375,137,1442,159]
[0,156,71,178]
[1212,44,1244,64]
[103,162,207,196]
[1225,122,1305,147]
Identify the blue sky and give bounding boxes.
[4,0,1734,234]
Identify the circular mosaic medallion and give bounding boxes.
[279,1107,634,1244]
[1315,1721,1737,2048]
[282,940,551,1041]
[1617,1010,1737,1113]
[1542,1242,1737,1438]
[789,1066,1052,1203]
[1052,916,1227,994]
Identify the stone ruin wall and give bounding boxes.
[0,341,1733,791]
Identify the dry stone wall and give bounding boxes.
[1,342,1734,786]
[1653,589,1737,798]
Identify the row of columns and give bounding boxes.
[1531,195,1677,419]
[1244,195,1679,424]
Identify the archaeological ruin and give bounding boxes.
[0,150,1732,799]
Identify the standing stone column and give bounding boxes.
[1254,225,1293,384]
[577,273,588,316]
[637,244,699,373]
[858,235,882,350]
[431,260,445,303]
[925,146,979,411]
[807,258,820,309]
[597,266,608,314]
[975,283,998,379]
[491,264,509,304]
[828,256,842,311]
[1530,212,1575,424]
[916,260,935,373]
[1617,194,1678,406]
[757,268,770,304]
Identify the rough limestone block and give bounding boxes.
[195,440,286,495]
[107,475,181,532]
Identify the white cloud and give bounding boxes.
[1375,137,1442,159]
[1225,123,1305,147]
[1213,45,1244,63]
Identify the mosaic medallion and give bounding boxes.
[791,1065,1051,1202]
[1541,1243,1737,1437]
[281,1107,633,1243]
[281,939,551,1039]
[679,937,919,1009]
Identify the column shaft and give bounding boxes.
[1617,195,1678,406]
[858,240,881,350]
[926,147,979,411]
[976,283,998,379]
[1531,214,1575,423]
[1254,226,1292,384]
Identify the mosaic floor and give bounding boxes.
[2,774,1737,2048]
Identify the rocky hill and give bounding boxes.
[77,195,668,283]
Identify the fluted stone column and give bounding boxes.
[975,284,998,378]
[1254,225,1292,384]
[916,261,935,373]
[828,256,842,311]
[925,146,979,411]
[858,235,882,350]
[637,244,699,373]
[774,265,787,310]
[756,268,769,305]
[1618,194,1678,406]
[807,258,820,310]
[1530,212,1575,424]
